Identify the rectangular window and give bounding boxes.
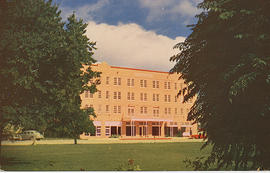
[106,105,109,112]
[168,82,171,89]
[168,108,171,115]
[98,91,101,98]
[127,92,130,100]
[106,77,109,85]
[153,81,155,88]
[157,94,159,101]
[118,92,121,100]
[164,95,167,102]
[127,79,130,86]
[118,106,121,113]
[114,77,117,85]
[164,82,167,89]
[144,107,147,114]
[153,107,159,117]
[114,106,117,113]
[85,91,88,98]
[165,108,167,115]
[156,81,159,88]
[90,93,93,98]
[140,93,143,101]
[118,77,121,85]
[140,80,143,87]
[153,94,155,101]
[144,80,147,87]
[128,107,135,116]
[131,79,134,86]
[113,92,117,99]
[131,93,135,100]
[106,91,109,99]
[168,95,171,102]
[105,126,110,136]
[144,93,147,101]
[140,107,143,114]
[96,126,101,136]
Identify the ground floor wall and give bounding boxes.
[80,120,197,139]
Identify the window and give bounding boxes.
[144,93,147,101]
[153,81,155,88]
[144,80,147,87]
[85,104,88,108]
[127,79,130,86]
[131,79,134,86]
[97,91,101,98]
[165,108,167,115]
[140,80,143,87]
[114,92,117,99]
[106,105,109,112]
[164,82,167,89]
[153,94,155,101]
[140,107,144,114]
[156,81,159,88]
[118,77,121,85]
[114,106,117,113]
[118,106,121,113]
[114,77,117,85]
[168,95,171,102]
[105,126,110,136]
[90,93,93,98]
[127,78,134,86]
[96,126,101,136]
[164,95,167,102]
[168,82,171,89]
[118,92,121,99]
[106,91,109,99]
[153,107,159,117]
[140,93,143,101]
[140,79,147,87]
[106,77,109,85]
[127,92,131,100]
[131,93,135,100]
[156,94,159,101]
[144,107,147,114]
[168,108,171,115]
[128,107,135,116]
[85,91,89,98]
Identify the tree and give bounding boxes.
[0,0,99,164]
[170,0,270,170]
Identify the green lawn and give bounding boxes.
[2,142,211,171]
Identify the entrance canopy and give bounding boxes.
[130,118,173,122]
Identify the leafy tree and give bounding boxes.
[170,0,270,170]
[0,0,99,164]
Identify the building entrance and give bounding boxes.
[139,126,146,136]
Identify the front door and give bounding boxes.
[139,126,146,136]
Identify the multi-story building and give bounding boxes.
[80,62,197,138]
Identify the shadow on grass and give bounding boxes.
[1,156,31,166]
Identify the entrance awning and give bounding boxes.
[130,118,173,122]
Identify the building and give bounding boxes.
[80,62,197,138]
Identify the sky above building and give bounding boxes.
[53,0,202,72]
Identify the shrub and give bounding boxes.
[115,159,141,171]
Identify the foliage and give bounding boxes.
[115,159,141,171]
[109,135,120,138]
[176,130,183,137]
[0,0,99,151]
[170,0,270,170]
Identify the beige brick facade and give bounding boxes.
[80,62,197,138]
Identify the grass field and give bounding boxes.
[2,142,211,171]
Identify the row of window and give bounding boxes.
[85,104,189,116]
[85,90,192,103]
[104,77,183,90]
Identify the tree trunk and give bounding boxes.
[0,128,3,169]
[74,138,77,144]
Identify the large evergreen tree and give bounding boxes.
[171,0,270,170]
[0,0,99,163]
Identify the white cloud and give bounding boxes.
[139,0,201,22]
[60,0,109,21]
[86,21,185,72]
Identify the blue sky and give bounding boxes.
[53,0,202,71]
